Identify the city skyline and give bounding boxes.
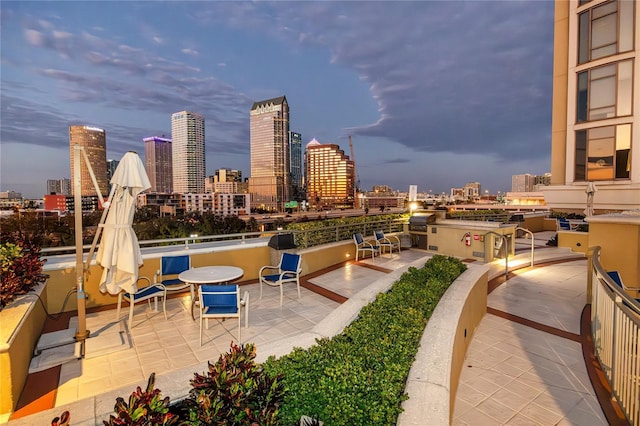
[1,1,554,198]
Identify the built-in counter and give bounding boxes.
[425,219,516,262]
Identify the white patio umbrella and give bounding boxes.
[96,151,151,295]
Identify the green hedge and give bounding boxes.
[263,255,467,425]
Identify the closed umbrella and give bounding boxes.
[96,151,151,295]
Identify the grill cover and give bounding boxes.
[268,233,296,250]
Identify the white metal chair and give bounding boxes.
[259,252,302,306]
[353,233,379,262]
[116,276,167,327]
[155,255,193,300]
[374,230,401,255]
[198,284,245,345]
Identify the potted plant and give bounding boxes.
[0,232,48,310]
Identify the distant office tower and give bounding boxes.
[289,131,303,199]
[106,159,119,193]
[144,136,173,193]
[46,178,71,196]
[249,96,290,211]
[69,125,108,197]
[305,139,355,211]
[171,111,205,193]
[214,168,243,183]
[511,174,536,192]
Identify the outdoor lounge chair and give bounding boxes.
[198,284,243,345]
[155,255,194,300]
[353,232,379,262]
[607,270,640,302]
[116,276,167,327]
[259,252,302,306]
[374,230,401,255]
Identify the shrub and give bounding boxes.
[103,373,177,425]
[179,342,285,425]
[0,232,48,309]
[263,255,466,425]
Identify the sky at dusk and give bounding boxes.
[1,1,555,199]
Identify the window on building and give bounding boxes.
[576,60,633,122]
[575,124,631,181]
[578,0,634,64]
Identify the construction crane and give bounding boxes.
[348,135,360,205]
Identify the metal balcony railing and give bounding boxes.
[40,218,408,257]
[591,246,640,426]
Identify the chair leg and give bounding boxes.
[296,278,301,299]
[242,291,250,328]
[238,317,241,344]
[279,283,283,307]
[162,292,167,320]
[199,315,203,346]
[259,280,263,300]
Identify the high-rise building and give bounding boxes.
[106,159,119,194]
[171,111,205,193]
[46,178,71,196]
[305,139,355,211]
[289,131,303,200]
[249,96,290,211]
[542,1,639,212]
[143,136,173,193]
[512,174,537,192]
[69,125,108,197]
[214,168,243,183]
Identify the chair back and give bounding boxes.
[199,284,239,313]
[280,252,301,273]
[162,255,190,276]
[353,233,365,245]
[607,271,623,288]
[374,231,384,241]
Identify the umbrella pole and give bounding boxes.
[73,145,90,356]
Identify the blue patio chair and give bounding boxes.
[198,284,243,345]
[116,276,167,327]
[259,252,302,306]
[374,230,401,255]
[607,270,640,303]
[155,255,193,301]
[557,218,571,231]
[353,233,379,262]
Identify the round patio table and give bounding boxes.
[179,266,244,320]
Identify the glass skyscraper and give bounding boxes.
[305,139,355,211]
[249,96,290,211]
[171,111,205,194]
[69,125,108,197]
[144,136,173,193]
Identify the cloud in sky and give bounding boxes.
[0,1,554,198]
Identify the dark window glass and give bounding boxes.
[578,12,590,64]
[575,130,587,181]
[577,72,588,122]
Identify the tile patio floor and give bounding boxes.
[7,235,611,425]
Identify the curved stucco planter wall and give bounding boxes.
[397,265,488,426]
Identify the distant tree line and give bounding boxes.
[0,208,259,248]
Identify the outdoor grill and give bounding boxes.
[408,213,435,232]
[408,213,435,249]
